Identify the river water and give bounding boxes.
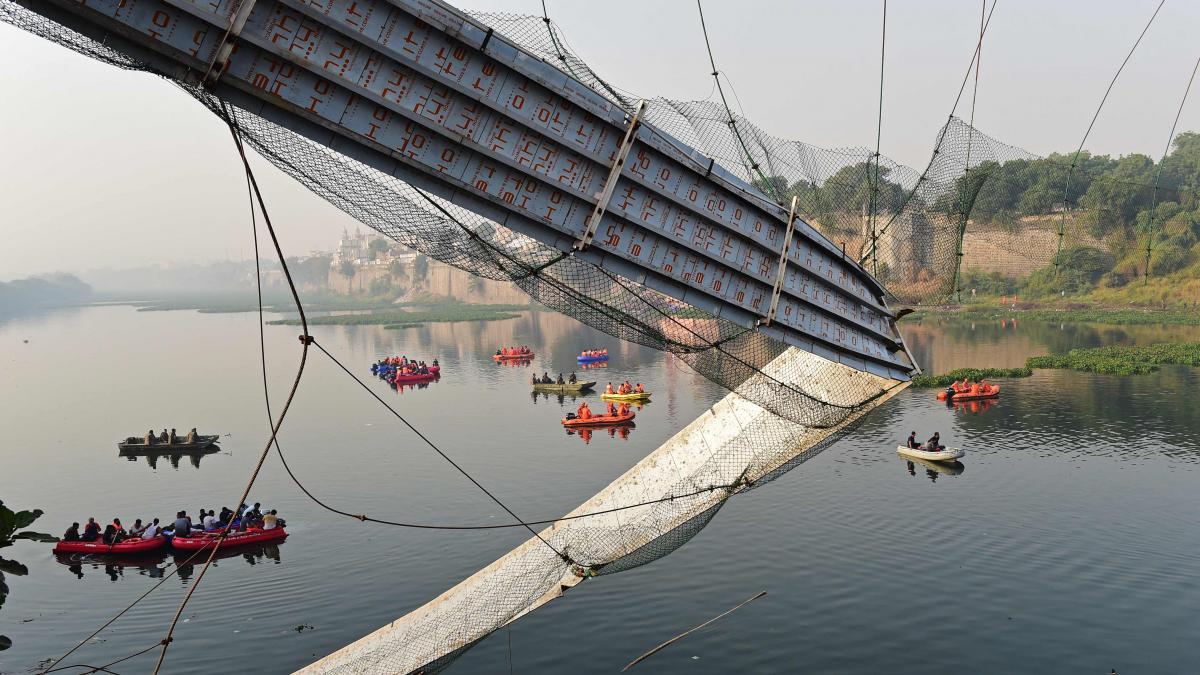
[1,306,1198,674]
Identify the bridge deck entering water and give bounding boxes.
[15,0,914,380]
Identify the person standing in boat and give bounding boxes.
[160,429,170,444]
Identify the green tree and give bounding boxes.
[1,500,56,651]
[368,238,390,255]
[338,260,357,279]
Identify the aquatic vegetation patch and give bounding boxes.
[269,304,527,328]
[910,367,1033,388]
[1026,342,1200,375]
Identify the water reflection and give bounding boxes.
[903,458,966,481]
[529,391,589,405]
[564,425,635,444]
[54,552,170,580]
[119,446,222,469]
[947,397,998,415]
[173,543,283,580]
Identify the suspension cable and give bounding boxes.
[151,102,312,675]
[868,0,888,277]
[1144,49,1200,278]
[696,0,781,201]
[1054,0,1166,278]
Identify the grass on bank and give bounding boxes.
[903,304,1200,326]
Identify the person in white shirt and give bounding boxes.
[142,518,161,540]
[202,510,218,531]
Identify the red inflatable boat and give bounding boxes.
[53,535,168,555]
[389,371,439,384]
[170,527,288,551]
[937,384,1001,401]
[562,410,636,427]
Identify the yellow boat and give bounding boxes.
[600,391,651,402]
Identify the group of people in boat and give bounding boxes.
[533,371,578,385]
[579,349,608,358]
[496,346,533,357]
[946,379,996,397]
[574,400,630,420]
[604,381,644,395]
[906,431,946,452]
[140,428,202,446]
[375,356,438,373]
[60,502,283,544]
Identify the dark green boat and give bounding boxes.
[531,380,596,394]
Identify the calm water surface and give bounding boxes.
[1,307,1198,674]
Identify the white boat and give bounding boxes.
[896,445,965,463]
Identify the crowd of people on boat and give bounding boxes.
[60,502,284,544]
[574,400,630,420]
[139,428,203,446]
[496,346,533,357]
[579,349,608,358]
[906,431,945,452]
[946,379,996,397]
[604,381,644,395]
[533,371,577,385]
[373,356,438,374]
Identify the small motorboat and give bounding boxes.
[532,380,595,393]
[937,384,1000,401]
[54,535,169,555]
[896,445,965,463]
[600,391,651,402]
[562,410,636,427]
[170,527,288,551]
[117,435,219,452]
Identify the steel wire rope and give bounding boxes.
[1143,50,1200,278]
[34,547,212,675]
[868,0,888,277]
[696,0,781,202]
[150,102,313,675]
[950,0,987,301]
[1053,0,1166,277]
[864,0,998,260]
[44,639,166,674]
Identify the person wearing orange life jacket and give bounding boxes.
[635,383,645,393]
[618,402,629,416]
[579,402,592,420]
[605,382,614,395]
[606,401,616,416]
[969,381,981,395]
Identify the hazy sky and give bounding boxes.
[4,0,1200,280]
